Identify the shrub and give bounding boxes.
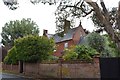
[75,45,97,61]
[14,35,55,63]
[4,46,18,64]
[47,55,59,61]
[62,46,78,60]
[62,45,97,61]
[4,35,55,64]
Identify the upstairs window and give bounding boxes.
[64,42,68,48]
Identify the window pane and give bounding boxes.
[64,42,68,48]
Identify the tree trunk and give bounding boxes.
[85,0,120,55]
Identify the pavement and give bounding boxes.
[0,72,33,80]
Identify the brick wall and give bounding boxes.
[54,40,74,57]
[2,57,100,78]
[2,64,19,73]
[23,58,100,78]
[73,26,86,44]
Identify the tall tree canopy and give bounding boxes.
[2,0,120,55]
[1,18,39,47]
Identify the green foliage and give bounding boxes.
[4,46,18,64]
[63,45,97,61]
[1,18,39,46]
[75,45,97,61]
[86,33,106,53]
[102,34,119,57]
[4,35,55,64]
[63,46,78,60]
[14,35,55,63]
[82,33,118,57]
[47,55,59,61]
[103,34,117,49]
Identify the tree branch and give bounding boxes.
[85,0,120,44]
[76,0,82,6]
[82,9,94,17]
[100,0,110,21]
[116,1,120,31]
[64,5,80,9]
[100,0,108,14]
[63,4,93,17]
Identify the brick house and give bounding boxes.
[43,21,87,57]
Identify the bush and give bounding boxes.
[62,45,97,61]
[47,55,59,61]
[4,35,55,64]
[63,46,78,60]
[75,45,97,61]
[14,35,55,63]
[4,46,18,64]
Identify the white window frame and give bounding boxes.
[64,42,68,48]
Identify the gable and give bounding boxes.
[53,28,76,43]
[45,24,86,44]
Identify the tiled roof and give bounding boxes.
[78,35,89,45]
[78,36,85,44]
[46,34,54,39]
[48,27,79,43]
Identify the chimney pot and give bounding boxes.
[64,19,70,33]
[43,29,48,36]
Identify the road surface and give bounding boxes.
[0,73,33,80]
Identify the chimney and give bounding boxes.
[43,29,48,37]
[79,21,81,26]
[64,19,70,33]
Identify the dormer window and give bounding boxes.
[64,42,68,48]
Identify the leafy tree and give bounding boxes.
[3,0,120,55]
[4,46,18,64]
[102,34,119,57]
[86,33,106,53]
[4,35,55,64]
[14,35,55,63]
[83,33,107,56]
[1,18,39,47]
[81,33,117,57]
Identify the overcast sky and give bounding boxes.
[0,0,119,38]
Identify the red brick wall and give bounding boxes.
[2,64,19,73]
[2,58,100,78]
[73,27,86,44]
[54,40,74,57]
[23,58,100,78]
[54,26,86,57]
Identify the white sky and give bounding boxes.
[0,0,119,39]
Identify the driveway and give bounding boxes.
[0,73,33,80]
